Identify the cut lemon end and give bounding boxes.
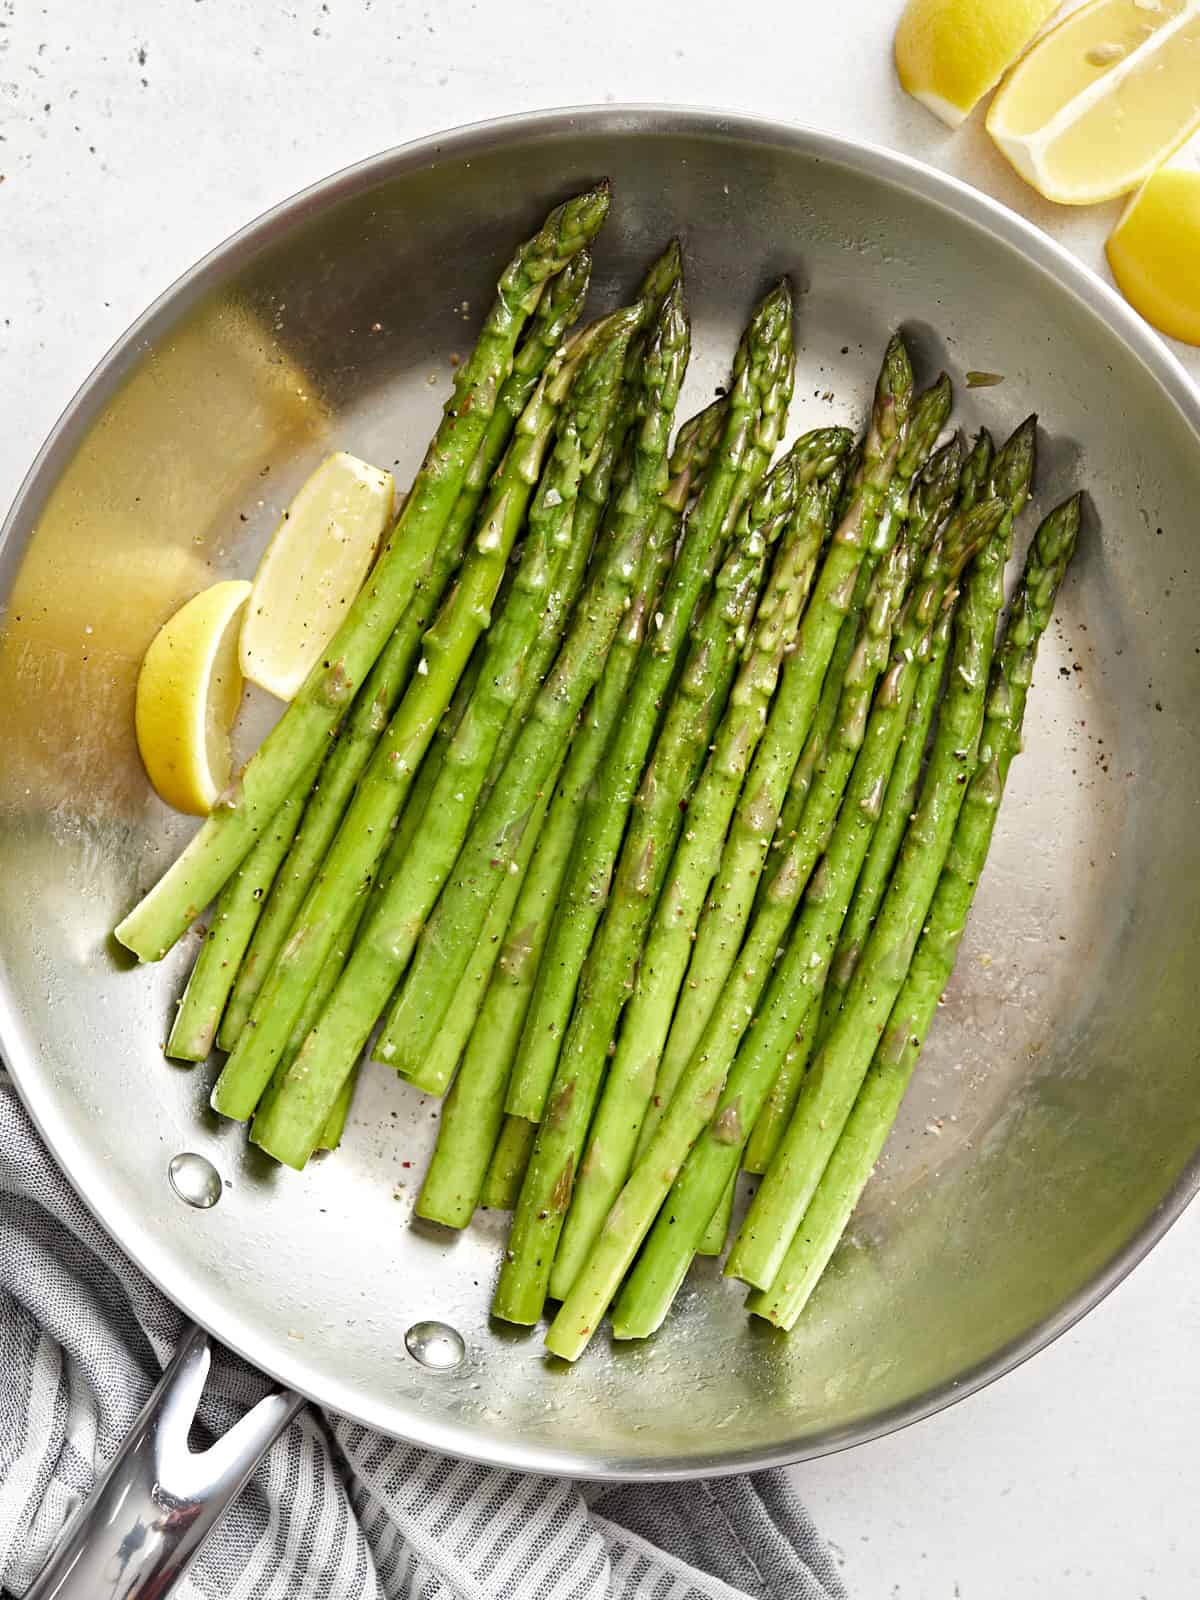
[1107,155,1200,345]
[894,0,1062,128]
[239,451,394,701]
[988,0,1200,204]
[135,580,251,815]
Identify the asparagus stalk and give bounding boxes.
[480,1115,537,1210]
[255,288,691,1162]
[165,749,324,1062]
[748,493,1080,1329]
[376,261,687,1008]
[813,420,1035,1047]
[481,242,685,795]
[739,431,999,1174]
[541,492,1000,1359]
[217,263,593,1050]
[219,563,483,1049]
[406,747,563,1101]
[741,425,1019,1172]
[250,883,371,1136]
[757,394,958,920]
[369,285,693,1084]
[247,640,490,1114]
[414,787,557,1223]
[640,413,958,1171]
[248,310,637,1154]
[696,1176,736,1256]
[212,337,587,1129]
[595,494,1002,1342]
[413,405,727,1221]
[550,434,852,1291]
[633,339,918,1144]
[316,1064,358,1152]
[501,283,796,1127]
[809,610,953,1046]
[493,443,810,1324]
[726,447,1033,1293]
[115,187,610,964]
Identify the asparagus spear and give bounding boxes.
[813,420,1035,1048]
[639,411,958,1171]
[248,310,637,1149]
[316,1064,357,1152]
[164,751,323,1062]
[374,252,686,1038]
[217,263,593,1050]
[249,640,492,1109]
[739,429,1003,1174]
[369,285,693,1086]
[541,493,1000,1359]
[212,337,588,1128]
[740,425,1020,1174]
[748,493,1080,1329]
[414,794,556,1223]
[550,434,852,1291]
[633,338,917,1143]
[412,405,727,1222]
[727,451,1032,1294]
[493,444,810,1323]
[405,747,562,1101]
[501,283,796,1127]
[406,287,696,1112]
[115,187,610,964]
[600,492,1003,1339]
[480,1115,537,1210]
[756,393,958,921]
[696,1176,736,1256]
[481,243,685,796]
[254,288,691,1163]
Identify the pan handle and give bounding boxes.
[25,1325,305,1600]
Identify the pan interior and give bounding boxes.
[2,113,1198,1476]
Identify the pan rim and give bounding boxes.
[3,102,1199,1480]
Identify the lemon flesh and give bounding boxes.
[135,580,251,815]
[895,0,1061,127]
[988,0,1200,203]
[239,451,394,701]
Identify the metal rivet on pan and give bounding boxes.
[168,1152,223,1209]
[405,1320,465,1370]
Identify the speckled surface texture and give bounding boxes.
[2,3,1198,1596]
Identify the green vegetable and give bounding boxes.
[115,186,610,963]
[503,282,797,1127]
[217,257,593,1049]
[747,493,1079,1329]
[727,427,1034,1292]
[635,337,917,1154]
[214,334,587,1131]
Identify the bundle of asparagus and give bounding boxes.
[118,188,1080,1360]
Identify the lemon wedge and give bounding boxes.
[135,580,251,815]
[239,451,394,701]
[894,0,1061,128]
[1107,140,1200,345]
[987,0,1200,204]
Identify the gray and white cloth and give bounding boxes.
[0,1073,843,1600]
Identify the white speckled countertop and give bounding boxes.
[3,2,1198,1594]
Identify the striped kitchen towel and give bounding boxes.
[0,1073,843,1600]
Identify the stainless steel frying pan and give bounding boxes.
[4,107,1200,1596]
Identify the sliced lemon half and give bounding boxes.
[987,0,1200,204]
[135,580,251,815]
[239,451,394,701]
[1107,138,1200,345]
[894,0,1061,129]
